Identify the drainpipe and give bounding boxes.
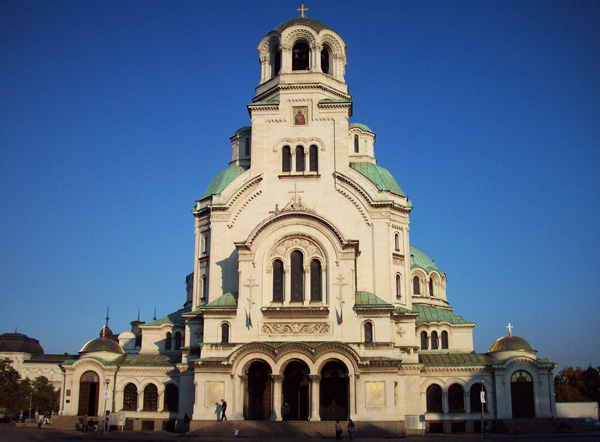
[59,365,66,415]
[112,365,120,413]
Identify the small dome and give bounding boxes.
[275,17,330,34]
[0,332,44,355]
[79,326,124,355]
[488,335,536,353]
[410,245,441,274]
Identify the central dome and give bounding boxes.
[275,17,331,33]
[79,326,124,355]
[488,335,535,353]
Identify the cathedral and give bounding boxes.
[10,11,556,434]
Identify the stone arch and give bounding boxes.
[283,28,317,52]
[319,359,349,421]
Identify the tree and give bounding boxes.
[555,366,600,403]
[32,376,60,413]
[0,358,24,415]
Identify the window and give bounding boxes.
[272,259,284,302]
[123,383,138,411]
[364,322,373,343]
[354,135,359,153]
[221,323,229,344]
[143,384,158,411]
[202,275,208,299]
[295,146,305,172]
[448,384,465,412]
[441,331,449,349]
[165,332,172,350]
[245,138,250,156]
[290,250,304,302]
[420,331,428,349]
[282,146,291,172]
[429,279,434,297]
[271,45,281,76]
[174,332,182,350]
[292,42,310,70]
[321,47,330,74]
[426,384,443,412]
[394,233,399,250]
[413,276,420,295]
[470,383,487,413]
[310,259,322,301]
[431,331,439,350]
[309,145,318,172]
[164,384,179,412]
[395,274,401,299]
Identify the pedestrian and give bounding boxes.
[335,420,342,441]
[348,418,356,441]
[183,412,191,432]
[220,398,227,421]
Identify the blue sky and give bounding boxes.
[1,1,598,371]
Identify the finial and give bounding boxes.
[105,306,110,327]
[506,323,513,336]
[153,306,157,321]
[297,2,308,18]
[137,307,140,322]
[15,326,17,333]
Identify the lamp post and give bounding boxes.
[28,391,33,420]
[104,379,110,434]
[480,380,486,439]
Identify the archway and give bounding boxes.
[319,360,349,421]
[77,371,100,416]
[245,360,272,420]
[511,370,535,418]
[282,360,310,420]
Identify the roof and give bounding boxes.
[350,162,406,197]
[0,332,44,355]
[488,335,536,353]
[275,17,331,33]
[420,353,494,367]
[410,245,441,274]
[355,291,391,307]
[62,354,181,367]
[349,123,374,134]
[233,126,251,136]
[196,292,238,310]
[199,165,248,200]
[143,308,190,327]
[412,304,475,325]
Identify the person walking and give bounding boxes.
[335,420,342,441]
[220,399,227,421]
[348,419,356,441]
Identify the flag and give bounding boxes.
[246,309,253,328]
[340,308,343,324]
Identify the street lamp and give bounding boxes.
[480,380,486,439]
[28,391,33,420]
[104,379,110,434]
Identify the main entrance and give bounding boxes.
[319,360,349,421]
[511,370,535,418]
[77,371,100,416]
[282,361,310,420]
[245,361,272,420]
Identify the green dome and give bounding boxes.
[200,165,248,200]
[350,162,406,197]
[349,123,374,134]
[410,245,441,274]
[233,126,251,136]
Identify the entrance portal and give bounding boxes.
[78,371,100,416]
[282,361,310,420]
[319,360,349,421]
[245,361,272,420]
[511,370,535,418]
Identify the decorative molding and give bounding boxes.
[261,306,329,317]
[261,322,331,335]
[335,185,371,226]
[228,189,263,228]
[270,235,323,259]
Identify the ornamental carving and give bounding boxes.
[283,29,316,48]
[271,236,323,259]
[261,322,331,335]
[393,257,404,265]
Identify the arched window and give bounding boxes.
[143,384,158,411]
[413,276,420,295]
[309,145,318,172]
[470,383,487,413]
[364,322,373,343]
[164,384,179,412]
[221,323,229,344]
[272,259,284,302]
[202,275,208,299]
[295,146,305,172]
[290,250,304,302]
[420,331,428,349]
[123,383,138,411]
[395,274,401,299]
[292,41,310,70]
[429,279,434,297]
[426,384,443,412]
[441,331,449,349]
[394,233,399,250]
[321,47,330,74]
[271,45,281,77]
[310,259,322,301]
[201,234,207,253]
[245,138,250,156]
[448,384,465,412]
[174,332,182,350]
[354,135,359,153]
[282,146,291,172]
[431,331,439,350]
[165,332,172,350]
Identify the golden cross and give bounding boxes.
[297,2,308,18]
[506,323,513,336]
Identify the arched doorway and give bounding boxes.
[319,360,349,421]
[245,361,272,420]
[282,361,309,420]
[511,370,535,418]
[78,371,100,416]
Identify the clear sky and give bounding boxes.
[1,1,598,371]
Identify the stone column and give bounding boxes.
[271,375,284,421]
[309,374,321,421]
[235,374,248,420]
[304,265,310,304]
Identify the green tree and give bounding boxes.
[32,376,60,414]
[0,358,24,415]
[555,366,600,403]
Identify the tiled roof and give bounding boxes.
[350,162,406,197]
[410,245,441,274]
[199,292,238,309]
[420,353,493,367]
[355,291,391,307]
[232,126,251,136]
[199,165,248,200]
[142,308,190,327]
[412,304,475,325]
[349,123,374,133]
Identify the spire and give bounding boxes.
[137,307,140,322]
[105,306,110,328]
[153,306,157,321]
[297,2,308,18]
